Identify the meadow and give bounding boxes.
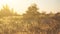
[0,4,60,34]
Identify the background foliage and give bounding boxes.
[0,4,60,34]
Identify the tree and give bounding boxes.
[23,3,40,20]
[0,4,20,18]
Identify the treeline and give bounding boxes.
[22,4,60,34]
[0,4,60,34]
[0,5,20,18]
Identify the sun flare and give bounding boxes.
[0,0,60,14]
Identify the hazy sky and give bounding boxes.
[0,0,60,14]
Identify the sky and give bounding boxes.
[0,0,60,14]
